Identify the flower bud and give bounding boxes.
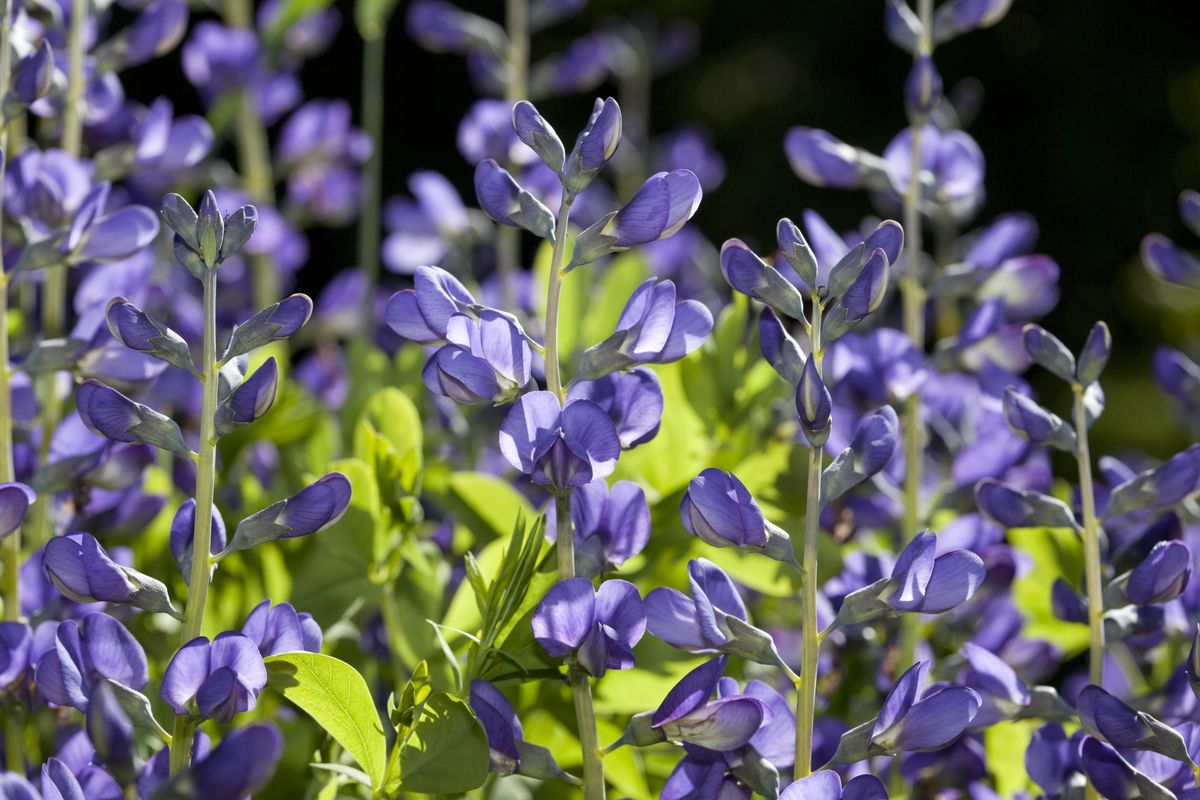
[565,97,621,194]
[784,126,861,188]
[197,190,224,267]
[1022,324,1076,383]
[1002,387,1075,452]
[796,357,832,447]
[904,55,942,119]
[512,101,565,173]
[215,357,279,435]
[1076,321,1111,386]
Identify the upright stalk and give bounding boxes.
[795,300,824,780]
[29,0,87,550]
[0,0,24,770]
[169,269,220,774]
[357,29,386,307]
[224,0,277,309]
[495,0,529,310]
[542,197,573,399]
[897,0,933,674]
[542,194,603,798]
[1072,386,1104,685]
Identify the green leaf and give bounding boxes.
[985,720,1038,797]
[399,692,490,793]
[1009,526,1089,654]
[445,471,535,539]
[354,387,423,493]
[265,652,387,791]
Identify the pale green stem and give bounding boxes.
[494,0,529,310]
[556,497,605,800]
[542,196,573,399]
[224,0,277,309]
[1073,384,1104,800]
[897,0,934,681]
[358,29,385,307]
[795,299,824,780]
[169,268,220,774]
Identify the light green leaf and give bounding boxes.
[399,692,490,793]
[354,387,422,494]
[985,720,1038,797]
[446,471,535,539]
[1009,526,1089,654]
[265,652,387,791]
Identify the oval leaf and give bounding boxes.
[399,692,490,794]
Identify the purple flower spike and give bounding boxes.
[170,499,226,581]
[0,482,35,540]
[423,311,531,405]
[42,532,178,615]
[784,127,862,188]
[531,578,645,678]
[499,392,620,494]
[161,633,268,722]
[797,356,833,447]
[651,657,770,752]
[578,279,713,379]
[216,357,279,434]
[870,661,981,754]
[547,479,650,576]
[645,558,749,652]
[566,368,664,450]
[681,470,766,550]
[470,679,523,774]
[385,265,477,343]
[887,530,985,614]
[474,159,555,239]
[241,599,322,656]
[609,170,702,247]
[36,613,148,712]
[1126,540,1192,605]
[225,472,352,554]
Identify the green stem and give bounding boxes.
[542,196,573,399]
[224,0,277,309]
[1072,385,1104,685]
[897,0,933,679]
[169,269,220,774]
[556,497,604,799]
[358,30,385,305]
[1073,384,1104,800]
[795,299,824,780]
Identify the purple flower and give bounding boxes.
[0,621,33,689]
[225,473,352,554]
[162,190,258,271]
[385,265,477,344]
[565,368,663,450]
[565,97,622,192]
[797,355,833,446]
[886,530,986,614]
[780,771,889,800]
[0,773,38,800]
[498,392,620,494]
[474,158,555,239]
[0,482,35,540]
[784,127,863,188]
[406,0,506,55]
[241,599,322,656]
[422,311,531,405]
[547,479,650,576]
[531,578,645,678]
[1002,387,1075,451]
[645,558,749,653]
[1106,445,1200,518]
[680,470,766,550]
[10,41,53,107]
[215,357,279,433]
[974,478,1079,531]
[1076,685,1194,765]
[529,35,610,98]
[932,0,1013,42]
[459,100,532,166]
[104,297,197,375]
[960,642,1032,727]
[868,661,981,754]
[883,124,985,219]
[905,55,942,117]
[610,170,702,247]
[1126,540,1192,605]
[650,657,770,751]
[577,279,713,379]
[1143,233,1200,289]
[42,532,178,615]
[76,380,189,453]
[976,255,1061,319]
[1025,723,1076,797]
[36,613,149,712]
[1079,737,1173,800]
[161,633,268,722]
[382,173,472,274]
[130,98,213,176]
[511,100,565,173]
[169,499,227,580]
[654,126,726,192]
[182,21,260,97]
[470,679,524,774]
[86,681,134,772]
[224,293,314,359]
[152,724,283,799]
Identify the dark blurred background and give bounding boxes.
[134,0,1200,454]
